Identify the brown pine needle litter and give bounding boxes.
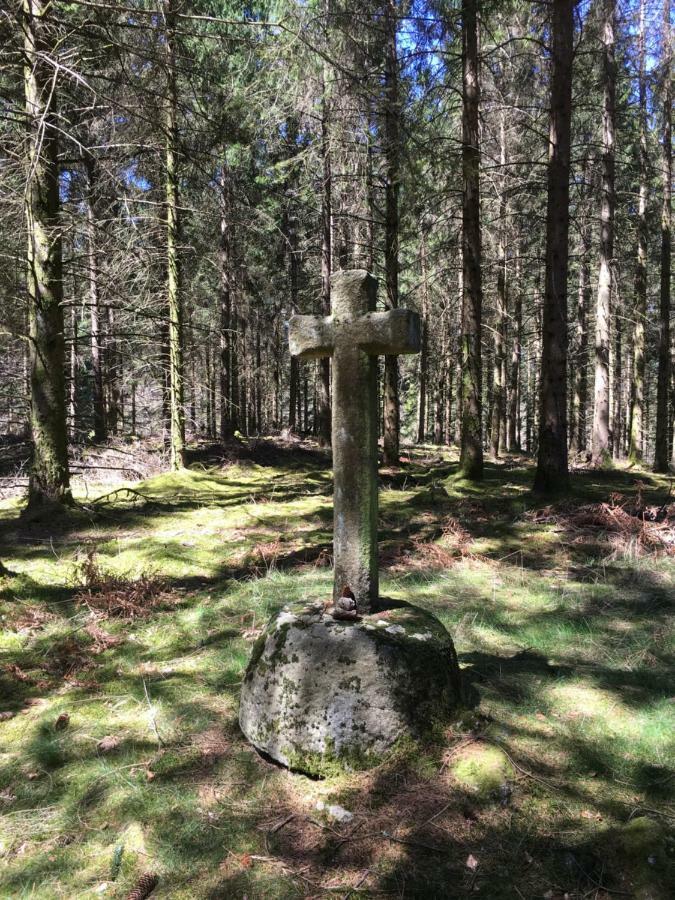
[72,548,171,619]
[525,491,675,557]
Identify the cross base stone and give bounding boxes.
[239,600,462,775]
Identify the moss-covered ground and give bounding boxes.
[0,441,673,898]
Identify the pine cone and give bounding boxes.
[126,872,158,900]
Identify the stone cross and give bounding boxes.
[289,270,421,614]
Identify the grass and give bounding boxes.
[0,441,673,898]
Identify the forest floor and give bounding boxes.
[0,439,673,899]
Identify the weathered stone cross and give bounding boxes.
[289,270,421,614]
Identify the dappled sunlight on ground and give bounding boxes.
[0,444,672,897]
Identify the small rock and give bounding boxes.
[316,801,353,823]
[385,625,405,635]
[331,607,359,621]
[498,782,513,806]
[411,632,432,641]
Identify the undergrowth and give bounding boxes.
[0,442,672,898]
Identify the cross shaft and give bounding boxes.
[289,270,420,613]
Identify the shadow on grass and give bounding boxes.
[0,450,672,897]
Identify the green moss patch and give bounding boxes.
[451,744,514,797]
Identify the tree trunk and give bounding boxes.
[23,0,71,510]
[612,304,623,458]
[85,159,106,443]
[317,46,332,448]
[219,166,236,440]
[629,0,648,464]
[654,0,672,472]
[445,310,455,444]
[491,113,507,459]
[255,318,262,433]
[165,0,185,469]
[69,301,78,442]
[417,235,430,443]
[205,342,212,437]
[288,279,299,434]
[382,0,401,466]
[131,380,137,435]
[591,0,616,466]
[570,219,591,455]
[507,250,521,451]
[160,322,171,442]
[459,0,483,480]
[533,0,573,493]
[106,306,121,435]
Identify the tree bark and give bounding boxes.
[533,0,573,493]
[459,0,484,480]
[570,223,591,454]
[629,0,648,464]
[23,0,71,510]
[219,166,236,440]
[69,301,78,442]
[317,40,332,448]
[382,0,401,466]
[492,114,508,459]
[106,305,121,434]
[612,303,623,458]
[507,249,521,451]
[417,235,430,443]
[85,158,106,443]
[164,0,185,469]
[654,0,672,472]
[591,0,616,466]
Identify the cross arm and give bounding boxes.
[358,309,421,356]
[289,315,335,358]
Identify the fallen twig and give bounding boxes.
[380,830,444,854]
[342,868,371,899]
[142,679,164,748]
[269,812,296,834]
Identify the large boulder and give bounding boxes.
[239,599,461,775]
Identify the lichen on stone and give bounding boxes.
[239,599,462,774]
